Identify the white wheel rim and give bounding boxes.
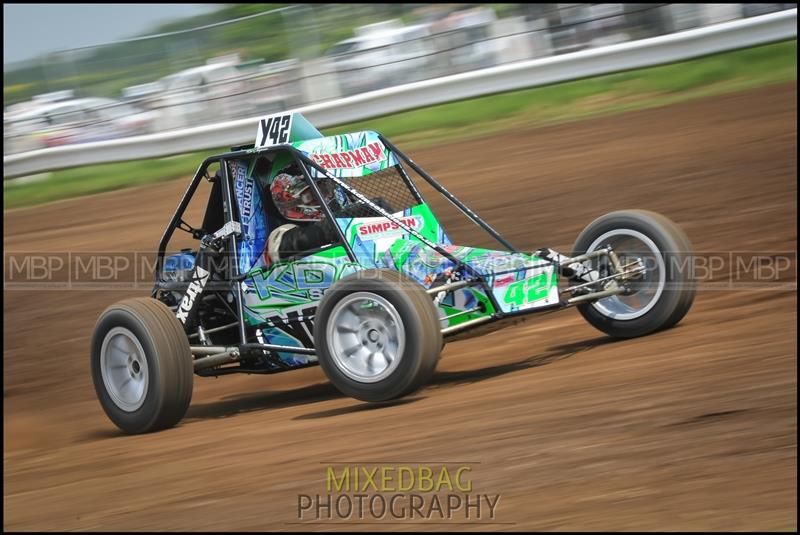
[100,327,149,412]
[585,229,666,320]
[326,292,405,383]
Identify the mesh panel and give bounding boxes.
[322,165,421,219]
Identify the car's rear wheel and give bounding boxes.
[313,269,442,401]
[91,297,193,434]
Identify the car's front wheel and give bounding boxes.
[313,269,442,402]
[571,210,696,338]
[91,297,193,434]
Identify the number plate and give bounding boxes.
[255,113,293,148]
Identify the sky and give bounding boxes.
[4,4,220,67]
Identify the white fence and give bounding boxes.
[3,8,796,179]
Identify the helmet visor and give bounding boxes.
[271,173,336,222]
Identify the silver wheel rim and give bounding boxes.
[586,229,666,320]
[100,327,149,412]
[326,292,405,383]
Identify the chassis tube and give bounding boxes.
[219,159,248,345]
[239,343,316,355]
[191,346,235,355]
[395,163,426,205]
[440,315,494,336]
[191,343,316,356]
[558,248,610,267]
[426,279,475,295]
[153,159,212,289]
[380,135,518,253]
[194,350,240,371]
[441,305,483,321]
[566,287,626,305]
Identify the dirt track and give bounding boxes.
[3,83,797,531]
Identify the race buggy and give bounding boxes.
[91,113,696,434]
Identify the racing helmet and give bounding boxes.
[270,169,338,222]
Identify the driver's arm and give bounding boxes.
[266,198,397,263]
[267,220,339,263]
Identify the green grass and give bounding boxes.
[4,39,796,210]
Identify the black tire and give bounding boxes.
[91,297,193,434]
[571,210,696,338]
[313,269,442,402]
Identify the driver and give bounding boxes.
[266,166,341,264]
[265,165,397,264]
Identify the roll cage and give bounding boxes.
[151,133,634,376]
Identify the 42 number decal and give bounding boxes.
[503,271,555,308]
[256,113,293,148]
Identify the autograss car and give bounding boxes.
[91,113,696,433]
